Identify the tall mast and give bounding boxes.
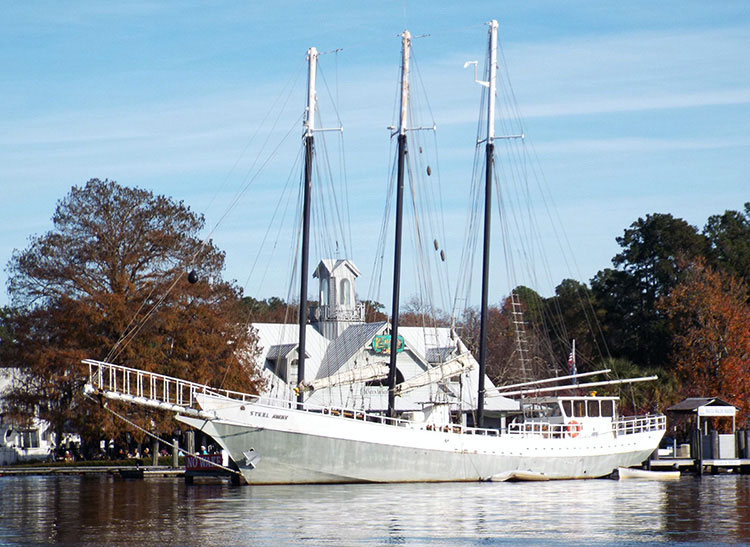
[476,20,498,427]
[387,30,410,417]
[297,46,318,407]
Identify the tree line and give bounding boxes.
[1,179,748,457]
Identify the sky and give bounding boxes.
[1,1,749,313]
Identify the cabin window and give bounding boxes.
[573,400,586,417]
[340,279,351,306]
[587,400,600,417]
[536,403,561,417]
[562,400,572,418]
[601,400,614,417]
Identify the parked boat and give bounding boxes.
[83,20,666,484]
[617,467,680,481]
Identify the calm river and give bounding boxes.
[1,474,749,545]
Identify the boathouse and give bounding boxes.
[649,397,750,474]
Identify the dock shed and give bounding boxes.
[667,397,739,460]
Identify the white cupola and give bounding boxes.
[311,259,365,339]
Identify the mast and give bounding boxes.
[476,20,498,428]
[297,46,318,407]
[387,30,411,417]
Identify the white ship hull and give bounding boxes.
[177,394,665,484]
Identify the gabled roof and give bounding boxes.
[316,321,387,379]
[265,343,309,360]
[667,397,735,412]
[313,259,361,279]
[426,346,456,364]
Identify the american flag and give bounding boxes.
[568,348,577,378]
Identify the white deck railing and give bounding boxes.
[84,360,666,438]
[83,359,259,414]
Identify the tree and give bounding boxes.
[704,203,750,288]
[398,295,450,327]
[659,258,750,424]
[457,303,517,385]
[541,279,606,373]
[592,213,708,367]
[593,357,680,416]
[1,179,262,451]
[457,291,557,387]
[241,296,295,323]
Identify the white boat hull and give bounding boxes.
[617,467,680,481]
[178,395,664,484]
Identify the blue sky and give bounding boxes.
[1,1,749,312]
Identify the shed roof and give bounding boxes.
[667,397,735,412]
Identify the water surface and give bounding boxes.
[1,474,749,545]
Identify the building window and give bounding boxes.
[321,278,329,307]
[289,359,299,386]
[340,279,351,306]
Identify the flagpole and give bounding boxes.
[569,339,577,386]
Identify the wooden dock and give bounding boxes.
[0,465,184,477]
[649,458,750,474]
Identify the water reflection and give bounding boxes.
[1,474,749,545]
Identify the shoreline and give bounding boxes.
[0,463,184,477]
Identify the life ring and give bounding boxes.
[566,420,582,438]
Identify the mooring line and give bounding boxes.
[84,393,241,476]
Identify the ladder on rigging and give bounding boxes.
[510,291,532,383]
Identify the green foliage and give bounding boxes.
[541,279,604,373]
[592,213,708,367]
[596,357,680,416]
[703,202,750,288]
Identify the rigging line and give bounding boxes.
[453,132,484,318]
[367,134,398,307]
[106,110,304,362]
[497,41,611,364]
[501,36,610,366]
[196,62,305,267]
[335,75,353,258]
[310,116,335,258]
[242,145,304,300]
[108,124,302,364]
[203,61,305,227]
[201,109,305,255]
[525,139,612,362]
[405,154,433,321]
[104,281,159,363]
[84,393,241,476]
[405,102,446,317]
[108,269,187,363]
[313,109,349,258]
[428,126,451,312]
[453,66,489,316]
[311,149,339,262]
